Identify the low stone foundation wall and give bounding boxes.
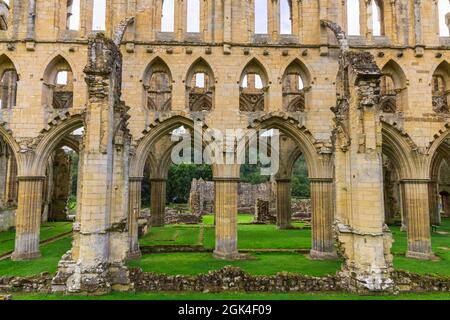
[0,208,15,232]
[1,268,450,294]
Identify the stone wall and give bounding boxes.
[189,179,276,215]
[2,268,450,295]
[0,207,15,232]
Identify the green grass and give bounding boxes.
[127,252,340,276]
[391,218,450,276]
[0,222,73,256]
[139,225,202,246]
[10,291,450,300]
[0,236,72,276]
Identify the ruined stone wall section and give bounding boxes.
[0,1,449,153]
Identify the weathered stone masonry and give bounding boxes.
[0,1,449,294]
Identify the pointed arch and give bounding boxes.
[282,58,312,112]
[239,58,270,112]
[380,59,408,113]
[31,113,84,176]
[142,57,173,112]
[0,54,19,110]
[185,58,215,112]
[431,60,450,114]
[42,55,74,110]
[248,114,332,179]
[381,121,418,179]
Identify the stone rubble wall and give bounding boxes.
[1,268,450,294]
[189,179,312,217]
[0,208,15,232]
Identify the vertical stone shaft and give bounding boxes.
[310,178,336,259]
[428,181,441,226]
[276,179,292,229]
[150,179,166,227]
[12,176,45,260]
[213,178,239,260]
[402,180,433,259]
[128,177,142,258]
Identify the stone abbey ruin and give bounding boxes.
[1,0,450,296]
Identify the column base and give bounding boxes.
[52,251,134,295]
[309,249,338,260]
[11,251,41,261]
[213,250,248,261]
[406,250,434,260]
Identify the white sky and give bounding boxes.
[92,0,106,31]
[439,0,450,36]
[162,0,175,32]
[68,0,81,31]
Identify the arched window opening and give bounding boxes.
[280,0,292,35]
[0,69,17,109]
[144,59,172,112]
[43,57,74,110]
[92,0,106,31]
[347,0,360,36]
[254,0,268,34]
[432,62,450,113]
[186,60,214,112]
[240,72,266,112]
[380,75,396,113]
[283,74,305,112]
[372,0,383,36]
[282,60,310,112]
[380,61,408,114]
[433,75,449,113]
[187,0,200,33]
[0,0,10,31]
[439,0,450,37]
[161,0,175,32]
[66,0,80,31]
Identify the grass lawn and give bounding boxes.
[0,222,73,256]
[0,237,72,277]
[391,218,450,276]
[127,252,341,276]
[9,291,450,300]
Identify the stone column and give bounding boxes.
[401,179,433,260]
[276,178,292,229]
[310,178,336,260]
[5,153,17,205]
[443,193,450,217]
[128,177,142,259]
[213,164,240,260]
[12,176,45,260]
[150,178,166,227]
[429,181,441,226]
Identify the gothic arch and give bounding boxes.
[248,114,331,179]
[130,115,201,177]
[31,113,84,176]
[281,58,312,112]
[142,56,173,112]
[41,55,75,110]
[381,121,418,179]
[185,57,215,112]
[239,58,270,112]
[238,57,270,86]
[0,53,21,77]
[380,59,408,113]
